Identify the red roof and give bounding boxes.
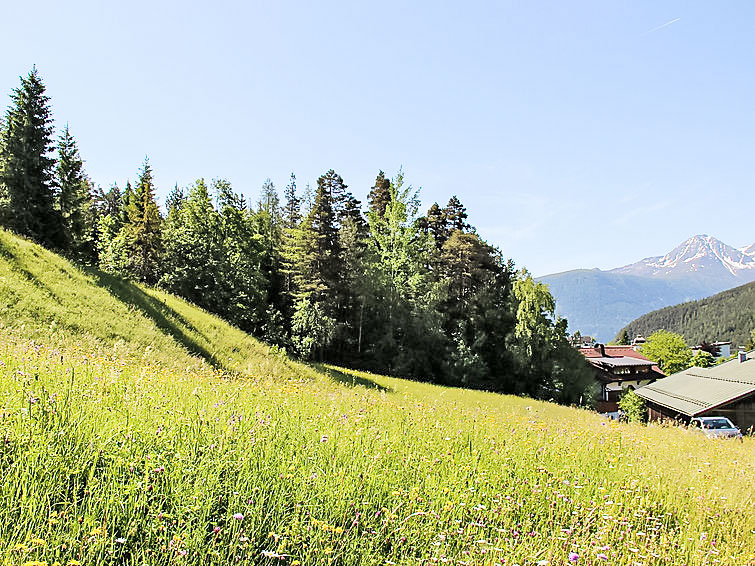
[579,345,665,375]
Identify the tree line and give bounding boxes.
[0,68,593,403]
[616,281,755,349]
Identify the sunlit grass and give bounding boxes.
[0,229,753,565]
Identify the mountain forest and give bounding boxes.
[0,68,593,403]
[617,281,755,348]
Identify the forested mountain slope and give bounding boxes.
[616,281,755,347]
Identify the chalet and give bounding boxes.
[579,344,665,413]
[636,349,755,434]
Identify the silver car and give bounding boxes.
[690,416,743,439]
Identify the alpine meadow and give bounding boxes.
[1,59,754,566]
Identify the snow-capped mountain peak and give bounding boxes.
[740,242,755,258]
[610,235,755,280]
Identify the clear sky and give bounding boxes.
[2,1,753,276]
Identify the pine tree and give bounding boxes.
[295,171,342,302]
[160,179,223,310]
[55,124,94,260]
[282,173,300,229]
[367,170,392,218]
[125,158,162,283]
[165,184,186,214]
[0,67,60,246]
[443,195,469,233]
[317,169,349,223]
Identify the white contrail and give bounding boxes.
[644,17,681,35]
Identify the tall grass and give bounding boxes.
[0,230,753,565]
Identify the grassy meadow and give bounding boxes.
[1,229,754,566]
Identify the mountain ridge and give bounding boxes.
[616,281,755,347]
[539,234,755,341]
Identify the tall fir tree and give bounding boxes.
[295,171,342,303]
[0,67,60,246]
[55,124,94,261]
[282,173,300,229]
[125,158,162,283]
[443,195,469,233]
[367,170,392,218]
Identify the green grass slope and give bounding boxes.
[616,281,755,347]
[1,229,754,566]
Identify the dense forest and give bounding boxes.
[0,68,593,403]
[617,281,755,348]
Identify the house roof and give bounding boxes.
[579,345,664,375]
[589,357,655,368]
[580,346,645,358]
[636,351,755,417]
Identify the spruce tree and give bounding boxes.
[295,171,342,302]
[367,170,392,218]
[55,124,94,260]
[443,195,469,233]
[0,67,60,246]
[282,173,300,229]
[125,158,162,283]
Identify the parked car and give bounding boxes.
[690,416,743,439]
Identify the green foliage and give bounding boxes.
[619,389,647,423]
[0,65,610,406]
[2,228,753,566]
[291,297,336,360]
[55,124,95,261]
[618,281,755,347]
[617,329,630,345]
[123,158,162,283]
[0,67,60,246]
[640,330,692,374]
[367,169,391,218]
[690,349,715,368]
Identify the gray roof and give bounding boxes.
[636,351,755,416]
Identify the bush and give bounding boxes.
[619,389,647,423]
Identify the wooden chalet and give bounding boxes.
[579,344,665,413]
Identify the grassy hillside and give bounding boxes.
[1,229,754,566]
[616,281,755,347]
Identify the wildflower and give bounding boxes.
[233,513,244,521]
[115,537,126,544]
[568,552,579,562]
[597,553,609,561]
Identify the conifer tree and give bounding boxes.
[367,170,392,218]
[443,195,469,233]
[0,68,60,246]
[55,124,94,260]
[282,173,300,229]
[160,179,222,309]
[165,184,186,214]
[124,159,162,283]
[295,172,341,301]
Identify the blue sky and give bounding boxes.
[2,1,753,276]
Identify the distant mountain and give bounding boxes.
[611,235,755,284]
[538,235,755,342]
[616,281,755,347]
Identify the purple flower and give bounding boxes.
[568,552,579,562]
[597,553,608,561]
[233,513,244,521]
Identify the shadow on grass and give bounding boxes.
[317,364,391,393]
[87,270,228,371]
